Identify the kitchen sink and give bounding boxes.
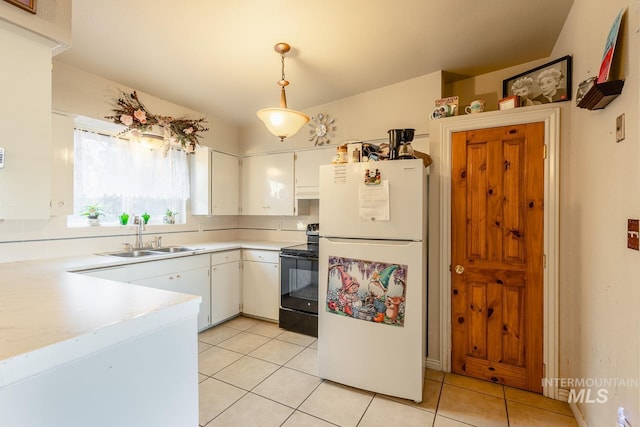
[150,247,196,254]
[108,250,157,258]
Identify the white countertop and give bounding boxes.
[0,240,297,387]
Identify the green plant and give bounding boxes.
[80,204,105,219]
[165,209,177,217]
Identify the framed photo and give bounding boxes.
[498,95,520,110]
[503,55,572,106]
[3,0,35,14]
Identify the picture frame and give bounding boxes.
[3,0,35,14]
[502,55,572,105]
[498,95,520,110]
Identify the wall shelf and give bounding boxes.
[576,79,625,110]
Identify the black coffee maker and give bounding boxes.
[387,128,415,160]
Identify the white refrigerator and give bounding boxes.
[318,159,427,402]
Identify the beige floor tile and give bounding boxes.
[507,400,578,427]
[438,384,508,427]
[444,372,505,398]
[426,368,445,382]
[308,338,318,349]
[253,367,322,408]
[277,330,318,346]
[433,415,476,426]
[198,325,241,345]
[284,347,319,376]
[198,341,212,353]
[281,411,336,426]
[299,381,374,427]
[198,373,208,383]
[223,315,261,331]
[359,395,436,427]
[206,392,293,427]
[249,338,305,365]
[505,386,574,416]
[213,355,279,390]
[216,331,271,354]
[381,378,442,412]
[198,378,246,426]
[198,345,243,376]
[246,320,286,338]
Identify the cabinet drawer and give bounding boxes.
[127,254,209,281]
[211,250,241,265]
[242,249,279,263]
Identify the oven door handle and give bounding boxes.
[280,253,318,261]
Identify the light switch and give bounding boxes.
[616,114,625,142]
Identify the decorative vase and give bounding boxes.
[119,213,129,225]
[142,212,150,224]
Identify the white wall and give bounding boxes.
[551,1,639,424]
[243,72,442,155]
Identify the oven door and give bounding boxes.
[280,253,318,314]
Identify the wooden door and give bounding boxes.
[451,123,544,392]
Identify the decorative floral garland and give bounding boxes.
[105,90,208,153]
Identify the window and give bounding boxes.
[71,128,189,226]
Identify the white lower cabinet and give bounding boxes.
[128,255,211,331]
[210,250,241,325]
[241,249,279,321]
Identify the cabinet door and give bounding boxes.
[242,153,294,215]
[211,260,241,324]
[189,145,212,215]
[50,112,74,216]
[295,147,335,199]
[133,267,211,331]
[242,261,279,321]
[212,151,239,215]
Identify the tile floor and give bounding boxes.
[198,316,578,427]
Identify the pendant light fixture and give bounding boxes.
[257,42,309,141]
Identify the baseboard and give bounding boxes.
[425,357,442,372]
[557,389,588,427]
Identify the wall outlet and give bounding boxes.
[616,113,625,142]
[628,219,639,251]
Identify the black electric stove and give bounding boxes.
[279,224,319,337]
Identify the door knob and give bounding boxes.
[454,265,465,275]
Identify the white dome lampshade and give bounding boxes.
[257,107,309,141]
[257,42,310,141]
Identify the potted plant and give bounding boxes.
[81,204,105,226]
[164,209,177,224]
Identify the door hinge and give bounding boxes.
[543,144,548,159]
[543,254,547,269]
[543,363,546,378]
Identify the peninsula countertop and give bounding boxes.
[0,240,297,387]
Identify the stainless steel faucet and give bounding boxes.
[134,215,145,249]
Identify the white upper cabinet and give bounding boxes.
[241,152,294,216]
[50,112,74,216]
[294,147,336,199]
[190,146,240,215]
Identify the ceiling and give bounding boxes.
[56,0,574,127]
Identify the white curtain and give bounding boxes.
[74,129,190,201]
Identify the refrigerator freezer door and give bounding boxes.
[318,237,426,402]
[319,159,426,241]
